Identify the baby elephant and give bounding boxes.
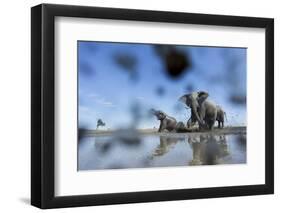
[216,105,226,128]
[152,110,177,132]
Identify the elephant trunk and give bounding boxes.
[191,102,203,126]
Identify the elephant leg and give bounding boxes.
[158,122,163,132]
[218,121,221,128]
[199,123,204,131]
[190,115,198,128]
[208,120,215,130]
[199,118,207,130]
[189,121,196,128]
[222,121,224,128]
[187,118,193,128]
[199,110,205,124]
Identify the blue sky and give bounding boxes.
[78,41,246,129]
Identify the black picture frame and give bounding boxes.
[31,3,274,209]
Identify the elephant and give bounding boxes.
[187,134,229,165]
[216,105,227,128]
[152,136,182,157]
[175,121,188,132]
[152,109,177,132]
[179,91,217,130]
[186,107,199,128]
[186,103,226,129]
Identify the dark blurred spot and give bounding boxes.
[114,53,137,70]
[78,127,87,142]
[165,50,190,78]
[97,141,113,154]
[79,62,94,76]
[236,135,246,151]
[230,95,246,105]
[155,86,165,96]
[185,84,194,92]
[95,129,141,157]
[154,45,170,57]
[113,53,138,81]
[115,129,141,147]
[154,45,191,79]
[237,135,246,144]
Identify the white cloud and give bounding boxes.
[85,93,117,107]
[102,101,116,107]
[88,93,99,98]
[96,98,116,107]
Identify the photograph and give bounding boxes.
[78,41,247,170]
[30,3,274,209]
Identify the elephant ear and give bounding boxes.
[197,91,209,104]
[179,94,192,107]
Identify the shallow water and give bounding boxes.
[78,133,246,171]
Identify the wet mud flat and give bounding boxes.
[78,126,247,171]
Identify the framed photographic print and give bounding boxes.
[31,3,274,209]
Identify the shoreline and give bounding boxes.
[82,126,246,137]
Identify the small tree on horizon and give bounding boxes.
[96,119,106,129]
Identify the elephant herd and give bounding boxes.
[152,91,227,133]
[152,135,229,165]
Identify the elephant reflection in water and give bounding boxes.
[188,134,229,165]
[152,136,183,157]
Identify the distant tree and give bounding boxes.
[96,119,106,129]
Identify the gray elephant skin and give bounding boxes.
[216,105,227,128]
[152,110,177,132]
[179,91,218,130]
[186,108,199,128]
[186,104,227,129]
[188,134,229,165]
